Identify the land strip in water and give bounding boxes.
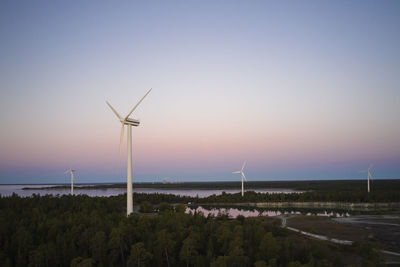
[21,179,400,203]
[22,179,400,191]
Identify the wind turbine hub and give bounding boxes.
[124,118,140,126]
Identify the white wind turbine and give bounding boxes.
[106,89,152,216]
[360,164,373,193]
[65,169,75,195]
[232,162,246,197]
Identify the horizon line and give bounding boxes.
[1,177,400,186]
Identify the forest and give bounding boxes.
[131,189,400,204]
[0,194,383,267]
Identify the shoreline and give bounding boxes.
[199,201,400,211]
[18,179,400,191]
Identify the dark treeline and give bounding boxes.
[0,194,382,267]
[24,179,400,193]
[132,190,400,204]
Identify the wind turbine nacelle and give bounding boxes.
[124,118,140,126]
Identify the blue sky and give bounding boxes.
[0,1,399,183]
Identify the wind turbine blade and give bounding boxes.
[242,173,246,181]
[125,88,152,120]
[106,101,123,120]
[368,164,373,170]
[241,162,246,172]
[232,171,241,174]
[119,124,125,161]
[64,170,70,174]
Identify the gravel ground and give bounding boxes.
[333,213,400,253]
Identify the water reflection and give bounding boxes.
[0,185,300,198]
[186,206,350,218]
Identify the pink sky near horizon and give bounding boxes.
[1,111,398,181]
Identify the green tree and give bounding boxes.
[158,202,172,212]
[108,227,125,266]
[314,259,333,267]
[28,247,45,267]
[70,257,94,267]
[90,231,106,266]
[139,201,153,213]
[267,259,278,267]
[258,232,280,261]
[127,242,153,267]
[210,256,229,267]
[154,229,176,267]
[14,226,33,267]
[287,261,312,267]
[175,204,186,213]
[179,232,200,267]
[228,236,249,266]
[216,224,232,255]
[254,260,267,267]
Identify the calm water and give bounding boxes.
[186,206,350,218]
[0,185,299,198]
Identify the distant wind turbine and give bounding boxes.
[65,169,75,195]
[233,162,246,197]
[106,89,152,216]
[360,164,373,193]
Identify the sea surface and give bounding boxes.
[0,184,299,198]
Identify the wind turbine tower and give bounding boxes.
[233,162,246,197]
[360,164,373,193]
[106,89,152,216]
[65,169,75,195]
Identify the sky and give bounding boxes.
[0,1,399,184]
